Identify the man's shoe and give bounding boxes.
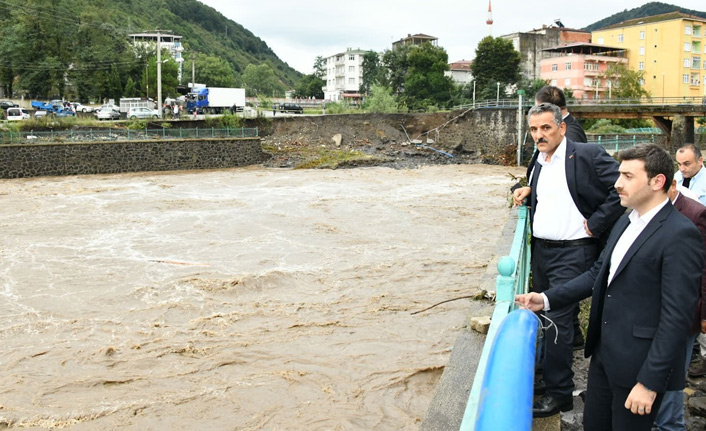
[688,357,706,377]
[532,394,573,418]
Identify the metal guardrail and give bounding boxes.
[0,127,259,144]
[459,204,533,430]
[453,96,706,111]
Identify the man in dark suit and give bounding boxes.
[517,144,704,431]
[654,181,706,431]
[513,103,624,417]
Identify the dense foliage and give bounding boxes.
[584,2,706,31]
[0,0,301,101]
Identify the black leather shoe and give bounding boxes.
[532,394,573,417]
[534,379,546,395]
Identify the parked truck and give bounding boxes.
[186,87,245,114]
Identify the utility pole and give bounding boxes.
[157,29,162,118]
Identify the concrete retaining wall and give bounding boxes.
[0,138,268,179]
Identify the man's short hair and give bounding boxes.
[677,143,702,160]
[535,86,567,109]
[618,144,674,192]
[527,103,562,127]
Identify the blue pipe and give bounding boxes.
[475,309,539,431]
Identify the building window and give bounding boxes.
[695,25,702,37]
[683,74,690,83]
[564,78,571,87]
[349,66,355,72]
[685,43,691,52]
[640,30,645,40]
[693,57,701,69]
[618,34,624,42]
[639,46,645,55]
[638,61,645,70]
[349,78,355,85]
[349,55,355,61]
[551,64,558,71]
[684,58,692,67]
[686,26,692,35]
[565,62,571,70]
[597,37,604,44]
[584,77,592,86]
[551,79,557,86]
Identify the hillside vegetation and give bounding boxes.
[585,1,706,31]
[0,0,301,100]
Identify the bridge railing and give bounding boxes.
[459,204,536,431]
[452,95,706,111]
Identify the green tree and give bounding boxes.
[471,36,521,101]
[380,45,411,96]
[313,55,326,78]
[188,52,237,87]
[241,63,281,97]
[404,42,453,110]
[602,64,650,99]
[294,74,324,99]
[363,84,398,113]
[360,51,383,95]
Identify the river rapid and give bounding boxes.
[0,164,519,430]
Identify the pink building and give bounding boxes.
[539,43,628,100]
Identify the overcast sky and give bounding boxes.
[198,1,702,74]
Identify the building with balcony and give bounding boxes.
[592,12,706,99]
[128,32,185,83]
[322,48,367,102]
[392,33,438,49]
[539,43,628,100]
[502,23,591,82]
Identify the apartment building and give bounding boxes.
[592,12,706,99]
[322,48,367,102]
[502,24,591,82]
[129,32,185,82]
[539,43,628,100]
[446,60,473,85]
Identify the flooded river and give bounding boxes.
[0,165,519,430]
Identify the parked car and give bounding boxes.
[127,107,159,120]
[0,100,18,110]
[6,107,30,121]
[34,110,48,118]
[73,103,94,113]
[95,107,120,121]
[54,108,76,118]
[279,103,303,114]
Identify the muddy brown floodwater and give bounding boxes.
[0,164,521,430]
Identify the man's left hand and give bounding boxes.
[624,382,657,415]
[583,220,594,237]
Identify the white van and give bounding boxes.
[6,107,30,121]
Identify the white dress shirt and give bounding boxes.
[532,137,588,241]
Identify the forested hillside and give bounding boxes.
[585,1,706,31]
[0,0,302,101]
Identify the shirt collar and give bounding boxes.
[629,198,669,224]
[538,137,567,164]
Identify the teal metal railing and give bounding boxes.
[0,127,259,144]
[459,204,533,430]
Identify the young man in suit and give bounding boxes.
[513,103,624,417]
[517,144,704,431]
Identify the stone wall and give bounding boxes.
[0,138,268,179]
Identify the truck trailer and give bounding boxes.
[186,87,245,114]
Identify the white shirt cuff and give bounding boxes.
[541,292,550,311]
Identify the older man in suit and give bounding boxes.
[513,103,624,417]
[517,144,704,431]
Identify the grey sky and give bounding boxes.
[198,1,703,74]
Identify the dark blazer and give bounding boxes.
[526,113,587,179]
[673,193,706,332]
[528,139,624,239]
[547,202,703,392]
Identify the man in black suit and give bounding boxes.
[513,103,624,417]
[517,144,704,431]
[531,85,590,352]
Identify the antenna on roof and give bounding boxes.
[554,19,565,28]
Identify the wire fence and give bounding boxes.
[0,127,259,144]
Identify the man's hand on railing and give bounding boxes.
[512,186,531,206]
[515,292,544,312]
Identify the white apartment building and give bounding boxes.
[129,32,185,83]
[323,48,367,102]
